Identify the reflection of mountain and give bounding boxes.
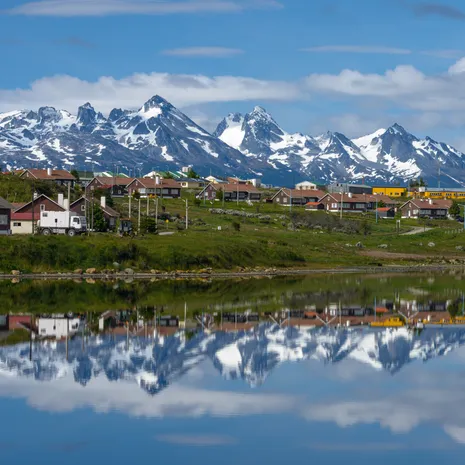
[1,326,465,394]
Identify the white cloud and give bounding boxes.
[421,49,464,59]
[162,47,244,58]
[304,59,465,112]
[301,45,412,55]
[0,72,301,115]
[6,0,282,17]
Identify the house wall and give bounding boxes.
[373,187,407,197]
[37,318,81,339]
[10,220,34,235]
[18,198,64,215]
[0,207,11,235]
[198,185,217,201]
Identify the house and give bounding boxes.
[177,178,206,189]
[319,193,394,213]
[400,198,452,219]
[205,175,226,184]
[197,183,262,202]
[18,168,76,187]
[271,188,325,206]
[86,176,134,197]
[328,182,373,195]
[11,194,65,234]
[0,197,14,235]
[227,176,247,185]
[126,177,181,198]
[37,317,81,339]
[377,207,396,219]
[373,186,407,197]
[70,196,120,230]
[296,181,318,190]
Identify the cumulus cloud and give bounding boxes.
[0,72,301,114]
[301,45,412,55]
[162,47,244,58]
[6,0,282,17]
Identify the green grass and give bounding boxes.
[1,195,464,273]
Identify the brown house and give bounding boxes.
[70,196,120,230]
[318,193,395,213]
[197,183,262,202]
[86,176,134,197]
[271,188,325,206]
[11,194,65,234]
[400,198,452,219]
[18,168,76,187]
[0,197,14,235]
[126,178,181,198]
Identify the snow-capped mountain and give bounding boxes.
[215,108,465,186]
[1,326,464,395]
[0,96,258,180]
[2,96,465,185]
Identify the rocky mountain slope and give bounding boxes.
[1,96,464,185]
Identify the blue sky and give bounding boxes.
[1,0,465,146]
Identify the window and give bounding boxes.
[283,197,288,204]
[331,203,338,209]
[73,218,80,224]
[81,205,86,212]
[355,203,366,209]
[0,214,7,225]
[13,222,21,227]
[40,204,45,212]
[162,188,169,195]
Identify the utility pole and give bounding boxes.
[91,188,94,233]
[376,199,378,223]
[183,199,189,230]
[340,190,343,219]
[31,178,35,235]
[138,197,141,232]
[155,197,158,223]
[236,181,239,206]
[128,194,132,218]
[146,195,149,216]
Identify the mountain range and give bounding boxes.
[1,325,464,395]
[1,96,464,186]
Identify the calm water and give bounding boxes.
[2,273,465,464]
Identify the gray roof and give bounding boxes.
[0,197,14,210]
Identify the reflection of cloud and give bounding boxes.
[156,434,236,446]
[308,442,407,451]
[0,374,297,419]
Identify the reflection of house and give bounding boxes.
[8,315,31,330]
[37,317,81,338]
[197,183,262,202]
[400,198,451,219]
[11,194,65,234]
[0,197,14,235]
[271,189,325,206]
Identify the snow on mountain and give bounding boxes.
[1,326,465,395]
[2,96,465,185]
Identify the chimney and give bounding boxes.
[58,193,64,207]
[101,196,106,209]
[429,198,433,205]
[47,167,52,177]
[155,175,160,185]
[63,199,69,211]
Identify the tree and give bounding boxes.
[70,169,80,182]
[215,189,224,201]
[377,200,386,208]
[449,201,461,218]
[187,168,200,179]
[163,172,175,179]
[140,217,158,234]
[91,205,107,232]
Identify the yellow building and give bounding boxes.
[414,188,465,200]
[373,186,407,197]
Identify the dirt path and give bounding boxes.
[402,227,432,235]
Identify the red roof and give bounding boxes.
[215,183,260,193]
[406,198,452,210]
[377,207,392,212]
[93,176,134,186]
[21,169,75,181]
[130,178,181,189]
[281,189,325,199]
[11,212,39,221]
[306,201,323,206]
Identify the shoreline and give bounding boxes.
[1,264,464,280]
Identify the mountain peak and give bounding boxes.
[251,106,271,118]
[388,123,408,135]
[80,102,94,110]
